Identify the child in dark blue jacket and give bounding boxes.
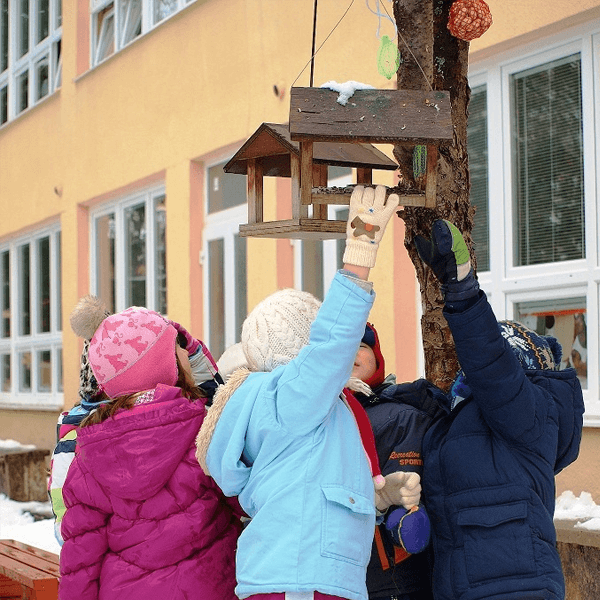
[415,220,584,600]
[347,322,445,600]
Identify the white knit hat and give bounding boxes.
[241,289,322,372]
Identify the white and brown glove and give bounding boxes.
[375,471,422,511]
[343,185,400,269]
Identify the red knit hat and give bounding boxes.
[362,323,386,388]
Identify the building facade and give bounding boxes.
[0,0,598,499]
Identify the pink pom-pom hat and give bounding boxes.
[88,307,178,398]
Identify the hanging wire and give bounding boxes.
[365,0,397,38]
[291,0,356,89]
[310,0,318,87]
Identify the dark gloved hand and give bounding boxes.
[385,503,431,554]
[414,219,479,303]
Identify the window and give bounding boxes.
[203,161,247,360]
[91,0,193,66]
[515,297,587,389]
[468,28,599,421]
[0,0,62,123]
[90,187,167,314]
[511,55,584,266]
[0,226,62,410]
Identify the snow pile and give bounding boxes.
[0,438,36,450]
[320,80,375,106]
[0,494,60,555]
[555,490,600,530]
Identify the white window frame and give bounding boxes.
[90,0,194,67]
[89,185,166,314]
[1,0,62,124]
[468,19,600,423]
[0,224,62,411]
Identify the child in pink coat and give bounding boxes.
[59,303,241,600]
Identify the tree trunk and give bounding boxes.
[393,0,475,391]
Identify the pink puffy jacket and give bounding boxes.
[59,384,241,600]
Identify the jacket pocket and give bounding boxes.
[457,501,535,584]
[320,484,374,566]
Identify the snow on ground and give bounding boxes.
[0,494,61,554]
[1,490,600,559]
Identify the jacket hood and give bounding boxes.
[76,384,206,500]
[531,368,584,473]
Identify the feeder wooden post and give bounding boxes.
[247,158,263,223]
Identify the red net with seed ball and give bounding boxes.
[447,0,492,41]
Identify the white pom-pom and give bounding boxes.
[70,295,109,339]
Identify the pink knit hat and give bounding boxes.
[88,307,178,398]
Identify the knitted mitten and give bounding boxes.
[375,471,421,511]
[343,185,400,269]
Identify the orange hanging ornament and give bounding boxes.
[447,0,492,41]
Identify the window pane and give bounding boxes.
[234,234,247,342]
[56,0,61,27]
[95,6,115,63]
[0,85,7,124]
[19,0,28,58]
[96,213,116,313]
[119,0,142,46]
[19,244,30,335]
[468,85,489,271]
[37,237,50,333]
[56,347,63,392]
[1,0,8,73]
[154,195,167,314]
[37,349,51,392]
[302,240,324,300]
[208,238,225,360]
[153,0,177,24]
[37,0,49,43]
[512,55,584,266]
[1,353,10,391]
[125,203,146,307]
[35,56,49,101]
[1,250,9,337]
[515,297,587,389]
[19,351,31,392]
[208,163,247,213]
[17,71,28,113]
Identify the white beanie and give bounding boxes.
[241,288,322,372]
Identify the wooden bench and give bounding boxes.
[0,540,59,600]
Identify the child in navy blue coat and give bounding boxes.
[415,220,584,600]
[347,322,444,600]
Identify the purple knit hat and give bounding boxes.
[88,307,178,398]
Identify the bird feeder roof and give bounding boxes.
[224,122,397,177]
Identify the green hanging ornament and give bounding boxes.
[377,35,400,80]
[413,145,427,180]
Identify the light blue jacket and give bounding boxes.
[198,272,377,600]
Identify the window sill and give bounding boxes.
[0,395,63,412]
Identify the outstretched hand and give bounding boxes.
[414,219,479,303]
[343,185,400,271]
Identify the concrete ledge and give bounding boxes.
[555,519,600,600]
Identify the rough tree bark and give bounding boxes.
[393,0,476,391]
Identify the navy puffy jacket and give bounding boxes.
[422,293,584,600]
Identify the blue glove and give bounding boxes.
[385,503,431,554]
[414,219,479,303]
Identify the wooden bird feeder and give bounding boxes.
[226,87,453,240]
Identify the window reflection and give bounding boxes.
[516,298,587,389]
